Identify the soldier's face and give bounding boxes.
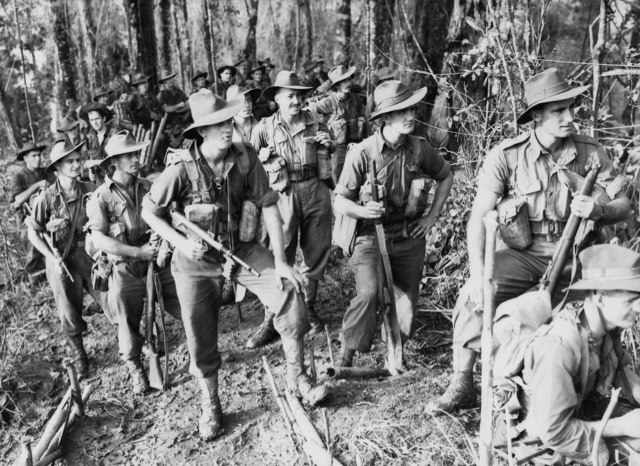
[56,152,82,178]
[238,95,254,119]
[275,89,303,116]
[195,77,206,89]
[220,70,233,82]
[88,111,106,131]
[599,290,640,330]
[385,107,416,135]
[24,150,44,170]
[336,79,352,94]
[138,82,149,94]
[251,70,263,82]
[97,95,109,104]
[199,119,234,153]
[115,152,141,175]
[533,98,575,139]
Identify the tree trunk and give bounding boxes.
[335,0,351,62]
[180,0,192,81]
[243,0,259,67]
[159,0,172,74]
[0,72,21,150]
[124,0,158,85]
[76,0,97,90]
[370,0,395,69]
[52,0,78,114]
[202,0,215,82]
[171,0,185,87]
[302,0,312,61]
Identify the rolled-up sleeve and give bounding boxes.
[250,120,269,150]
[419,141,450,182]
[244,148,279,208]
[84,190,110,234]
[142,164,186,217]
[25,191,48,231]
[478,146,509,196]
[335,144,367,201]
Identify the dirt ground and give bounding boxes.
[0,245,485,466]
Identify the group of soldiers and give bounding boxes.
[9,56,640,463]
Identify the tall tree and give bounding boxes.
[0,73,20,150]
[243,0,258,67]
[302,0,312,61]
[180,0,192,81]
[170,0,185,86]
[370,0,395,69]
[159,0,173,74]
[52,0,78,113]
[76,0,97,90]
[335,0,351,62]
[202,0,216,81]
[123,0,158,84]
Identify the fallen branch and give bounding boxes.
[326,367,390,380]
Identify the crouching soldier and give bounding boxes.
[26,138,110,377]
[492,245,640,465]
[333,81,453,369]
[85,131,181,394]
[141,89,328,441]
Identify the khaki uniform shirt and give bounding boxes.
[86,123,119,161]
[10,167,49,217]
[233,117,259,146]
[128,92,162,127]
[479,131,616,222]
[86,176,151,261]
[157,86,190,129]
[307,92,366,143]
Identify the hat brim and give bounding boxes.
[330,66,357,87]
[16,144,47,161]
[79,104,114,122]
[370,86,428,121]
[132,77,150,86]
[45,140,86,173]
[217,66,238,77]
[230,88,261,103]
[93,90,114,102]
[192,72,208,82]
[100,140,151,167]
[517,85,591,125]
[565,277,640,293]
[263,85,313,102]
[183,99,244,139]
[56,120,80,134]
[249,66,267,75]
[158,73,177,83]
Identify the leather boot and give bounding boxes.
[305,280,324,334]
[67,335,89,378]
[126,359,150,395]
[282,337,328,405]
[246,310,278,349]
[198,374,223,441]
[340,348,356,368]
[432,347,477,412]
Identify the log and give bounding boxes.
[64,362,84,417]
[326,367,390,380]
[324,325,335,367]
[33,450,62,466]
[29,387,72,461]
[284,389,324,446]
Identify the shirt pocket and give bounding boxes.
[108,201,127,240]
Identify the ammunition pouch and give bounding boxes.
[46,217,70,244]
[239,200,260,243]
[301,137,318,167]
[333,211,359,257]
[404,178,433,219]
[497,198,532,250]
[328,116,348,144]
[156,239,174,268]
[359,180,387,210]
[317,146,332,181]
[184,204,218,234]
[263,156,290,193]
[91,252,113,292]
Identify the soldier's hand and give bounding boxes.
[408,214,436,238]
[571,194,602,220]
[314,131,332,147]
[274,260,305,294]
[258,147,272,162]
[360,201,385,219]
[137,243,159,261]
[179,237,207,260]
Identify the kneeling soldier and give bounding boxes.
[85,131,182,395]
[334,80,453,369]
[141,89,328,441]
[26,139,110,377]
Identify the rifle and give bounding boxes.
[147,113,168,173]
[41,231,74,283]
[369,160,404,375]
[152,267,170,390]
[144,261,165,390]
[170,211,261,278]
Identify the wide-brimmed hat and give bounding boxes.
[248,63,266,76]
[263,71,312,101]
[158,72,177,83]
[303,60,319,73]
[226,85,261,103]
[328,65,356,87]
[377,66,396,82]
[16,141,47,161]
[567,245,640,293]
[370,80,427,120]
[45,138,86,173]
[217,65,237,77]
[56,116,80,133]
[131,73,150,86]
[93,86,113,102]
[79,103,113,122]
[517,68,591,125]
[192,70,208,82]
[100,130,150,167]
[183,89,243,139]
[259,58,275,69]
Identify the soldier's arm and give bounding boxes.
[12,178,48,210]
[25,194,59,264]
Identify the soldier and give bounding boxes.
[258,57,276,85]
[141,89,328,440]
[211,65,237,99]
[85,131,181,395]
[434,68,631,412]
[249,71,335,347]
[367,67,397,128]
[191,70,210,95]
[245,64,273,120]
[56,116,85,146]
[128,73,163,128]
[307,65,367,184]
[334,80,453,369]
[10,142,51,284]
[492,244,640,464]
[300,60,322,91]
[80,102,119,183]
[93,86,114,106]
[157,72,191,149]
[26,138,110,377]
[227,85,261,145]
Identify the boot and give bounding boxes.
[67,335,89,378]
[432,347,477,412]
[198,374,223,441]
[340,348,356,368]
[305,280,324,334]
[282,337,328,406]
[125,359,150,395]
[246,309,278,349]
